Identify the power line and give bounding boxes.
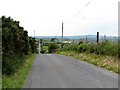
[53,26,61,38]
[64,1,91,23]
[54,1,91,38]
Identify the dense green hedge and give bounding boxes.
[62,44,78,51]
[61,41,118,57]
[2,16,37,75]
[48,43,59,53]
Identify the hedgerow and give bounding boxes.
[2,16,37,75]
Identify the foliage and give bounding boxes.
[56,51,118,74]
[2,16,37,75]
[86,43,97,53]
[60,44,78,51]
[98,41,118,56]
[40,49,45,54]
[51,38,57,42]
[60,41,118,57]
[29,37,38,53]
[2,54,36,88]
[40,46,46,54]
[77,42,87,53]
[48,43,59,53]
[41,46,48,54]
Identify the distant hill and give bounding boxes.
[34,35,118,40]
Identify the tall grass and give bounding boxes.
[2,54,36,88]
[56,51,119,74]
[61,41,118,57]
[57,41,119,73]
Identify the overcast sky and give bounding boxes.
[0,0,118,36]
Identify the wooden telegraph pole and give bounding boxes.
[34,30,35,38]
[104,35,106,41]
[34,30,35,53]
[97,32,99,44]
[62,22,63,48]
[39,39,41,54]
[86,35,87,43]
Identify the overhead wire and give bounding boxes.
[54,0,92,38]
[54,26,62,39]
[64,0,91,24]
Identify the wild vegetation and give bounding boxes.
[2,16,38,88]
[48,43,59,53]
[2,16,38,75]
[60,41,118,57]
[2,54,36,88]
[56,41,119,74]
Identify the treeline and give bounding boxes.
[61,41,118,57]
[2,16,38,75]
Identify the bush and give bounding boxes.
[62,44,78,51]
[87,44,99,54]
[2,54,24,75]
[98,41,118,56]
[77,43,87,53]
[48,43,59,53]
[2,16,37,75]
[40,49,45,54]
[58,40,118,57]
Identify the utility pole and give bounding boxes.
[62,22,64,48]
[97,32,99,44]
[104,35,106,41]
[86,35,87,43]
[34,30,35,38]
[39,39,41,54]
[34,30,35,53]
[34,30,40,54]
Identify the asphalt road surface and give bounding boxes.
[23,54,118,88]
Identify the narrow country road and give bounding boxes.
[23,54,118,88]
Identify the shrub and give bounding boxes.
[87,44,97,53]
[40,49,45,54]
[78,41,84,45]
[2,16,37,75]
[58,40,118,57]
[48,43,59,53]
[62,44,78,51]
[77,43,87,53]
[98,41,118,56]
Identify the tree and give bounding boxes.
[51,38,57,42]
[2,16,37,75]
[48,43,59,53]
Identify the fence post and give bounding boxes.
[97,32,99,44]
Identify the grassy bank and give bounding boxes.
[2,53,36,88]
[56,51,119,74]
[0,77,1,90]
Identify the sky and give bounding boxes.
[0,0,119,36]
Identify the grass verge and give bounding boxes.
[0,76,1,90]
[2,53,36,89]
[56,51,119,74]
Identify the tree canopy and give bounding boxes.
[2,16,38,75]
